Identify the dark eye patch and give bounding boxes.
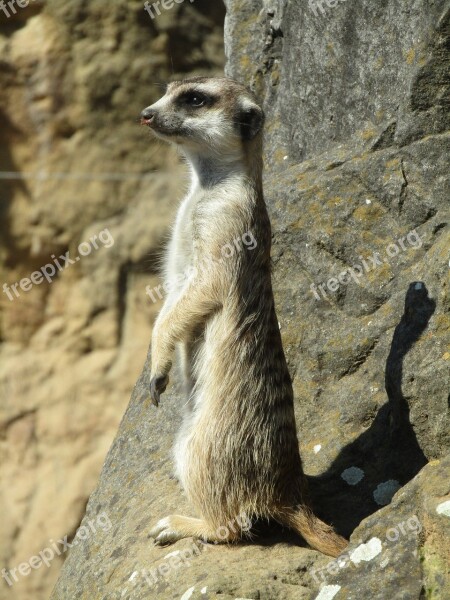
[176,90,215,108]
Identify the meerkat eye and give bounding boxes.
[181,92,208,108]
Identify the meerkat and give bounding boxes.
[140,77,347,557]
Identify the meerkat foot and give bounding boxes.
[149,515,238,546]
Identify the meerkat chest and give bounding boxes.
[165,188,204,281]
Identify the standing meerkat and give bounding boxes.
[140,77,347,557]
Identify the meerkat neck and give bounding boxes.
[183,141,263,193]
[182,151,244,189]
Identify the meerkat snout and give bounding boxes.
[140,77,264,152]
[140,107,155,124]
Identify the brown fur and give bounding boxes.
[142,78,347,557]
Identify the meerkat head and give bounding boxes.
[140,77,264,158]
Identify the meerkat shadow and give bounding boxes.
[305,282,436,538]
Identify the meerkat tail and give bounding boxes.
[276,507,348,558]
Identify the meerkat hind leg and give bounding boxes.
[150,514,238,546]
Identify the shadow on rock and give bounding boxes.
[306,282,435,538]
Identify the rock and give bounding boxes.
[28,0,450,599]
[224,0,450,165]
[49,368,450,600]
[312,456,450,600]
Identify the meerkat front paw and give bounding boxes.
[149,374,169,407]
[149,516,184,545]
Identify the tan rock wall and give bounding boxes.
[0,1,225,598]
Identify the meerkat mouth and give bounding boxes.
[140,118,168,137]
[141,120,180,141]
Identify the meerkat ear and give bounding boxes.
[238,101,265,141]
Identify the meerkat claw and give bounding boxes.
[154,530,182,545]
[149,517,181,545]
[149,375,168,406]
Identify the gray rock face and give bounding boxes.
[225,0,450,163]
[52,1,449,599]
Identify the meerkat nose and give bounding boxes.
[140,107,155,125]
